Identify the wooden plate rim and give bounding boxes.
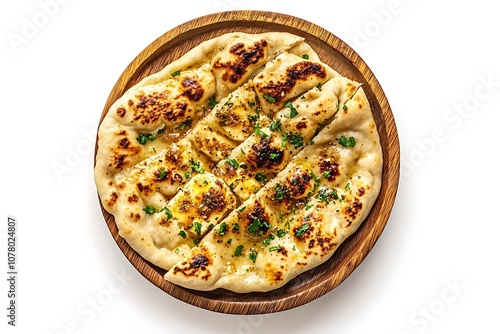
[95,10,400,315]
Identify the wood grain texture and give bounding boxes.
[94,10,400,314]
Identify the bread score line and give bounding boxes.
[94,32,382,292]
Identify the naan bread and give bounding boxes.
[94,32,382,292]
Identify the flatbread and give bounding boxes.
[94,32,382,292]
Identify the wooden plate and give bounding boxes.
[95,10,400,314]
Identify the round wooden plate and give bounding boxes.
[95,10,400,314]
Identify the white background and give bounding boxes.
[1,1,499,333]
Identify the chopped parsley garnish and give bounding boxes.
[208,95,218,108]
[193,222,202,236]
[179,119,192,131]
[253,123,269,140]
[269,245,281,252]
[136,133,156,145]
[248,219,271,237]
[189,158,204,174]
[218,222,228,236]
[270,119,282,132]
[255,172,267,183]
[193,238,200,246]
[232,223,240,231]
[234,245,243,257]
[273,183,286,202]
[157,169,168,180]
[226,158,239,169]
[281,132,289,149]
[262,233,275,246]
[345,182,351,191]
[142,205,156,215]
[159,207,173,220]
[288,132,304,149]
[284,101,298,118]
[238,206,246,212]
[337,135,356,147]
[270,153,279,160]
[343,104,348,110]
[171,70,181,76]
[184,172,190,179]
[302,54,309,59]
[227,238,232,244]
[178,230,187,239]
[277,229,287,238]
[294,223,310,238]
[316,82,323,91]
[318,187,339,204]
[263,94,276,103]
[248,251,258,263]
[322,171,331,179]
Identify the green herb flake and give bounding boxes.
[294,223,310,238]
[179,119,192,131]
[234,245,244,257]
[227,238,233,245]
[263,94,276,103]
[193,221,202,236]
[219,222,228,236]
[193,238,200,246]
[178,230,187,239]
[316,82,323,91]
[171,70,181,77]
[189,158,205,174]
[284,101,298,118]
[248,251,258,263]
[253,123,269,140]
[136,133,156,145]
[302,54,309,59]
[269,245,281,252]
[208,95,218,108]
[184,172,190,179]
[337,135,356,147]
[232,223,240,231]
[345,182,351,191]
[273,183,286,202]
[288,133,304,149]
[281,132,289,149]
[322,171,331,179]
[248,219,261,236]
[159,207,173,220]
[277,229,287,238]
[157,169,168,180]
[270,119,282,132]
[226,158,239,169]
[255,172,267,183]
[142,205,156,215]
[318,188,331,204]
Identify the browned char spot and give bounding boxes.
[181,77,204,102]
[213,39,268,84]
[259,61,327,103]
[247,136,284,170]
